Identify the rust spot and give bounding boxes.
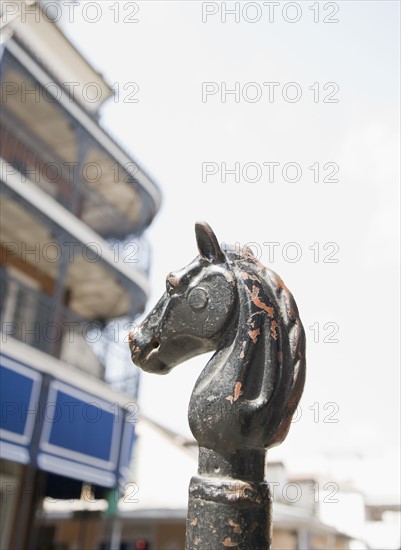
[167,273,180,287]
[191,518,198,526]
[228,519,242,534]
[226,381,243,404]
[271,320,278,340]
[233,381,243,401]
[248,328,260,344]
[248,285,274,318]
[241,270,259,282]
[223,537,238,547]
[272,273,295,318]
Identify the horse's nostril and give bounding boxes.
[152,340,160,349]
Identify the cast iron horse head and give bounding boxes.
[129,222,305,454]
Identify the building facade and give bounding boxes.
[40,417,359,550]
[0,2,161,548]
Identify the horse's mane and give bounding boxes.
[222,246,306,449]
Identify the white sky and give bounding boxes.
[58,1,400,498]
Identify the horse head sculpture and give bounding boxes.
[129,222,306,456]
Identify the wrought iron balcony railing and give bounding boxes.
[0,267,105,379]
[0,268,142,394]
[0,120,142,241]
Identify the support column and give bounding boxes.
[71,125,90,216]
[8,376,51,550]
[49,232,70,357]
[186,448,272,550]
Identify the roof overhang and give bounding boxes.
[1,42,161,231]
[1,159,150,319]
[1,0,112,113]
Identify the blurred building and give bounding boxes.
[37,414,401,549]
[40,416,367,550]
[0,1,161,548]
[117,418,362,550]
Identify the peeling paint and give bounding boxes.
[167,273,180,287]
[272,272,294,319]
[234,381,243,401]
[228,519,242,534]
[225,381,243,404]
[248,328,261,344]
[223,536,238,547]
[248,285,274,318]
[241,270,259,282]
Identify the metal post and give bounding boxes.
[129,222,306,550]
[109,517,122,550]
[71,125,89,216]
[186,448,271,549]
[8,376,51,550]
[49,231,70,357]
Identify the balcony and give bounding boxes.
[0,267,105,379]
[0,120,143,241]
[0,267,142,395]
[0,46,159,239]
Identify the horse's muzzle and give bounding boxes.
[129,331,171,374]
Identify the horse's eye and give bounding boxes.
[188,287,209,310]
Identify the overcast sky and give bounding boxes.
[59,1,400,498]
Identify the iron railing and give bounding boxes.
[0,267,105,378]
[0,119,140,240]
[0,268,141,394]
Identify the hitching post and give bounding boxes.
[129,222,306,550]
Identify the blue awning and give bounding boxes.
[0,354,42,464]
[0,354,136,490]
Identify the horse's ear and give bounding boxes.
[195,221,223,262]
